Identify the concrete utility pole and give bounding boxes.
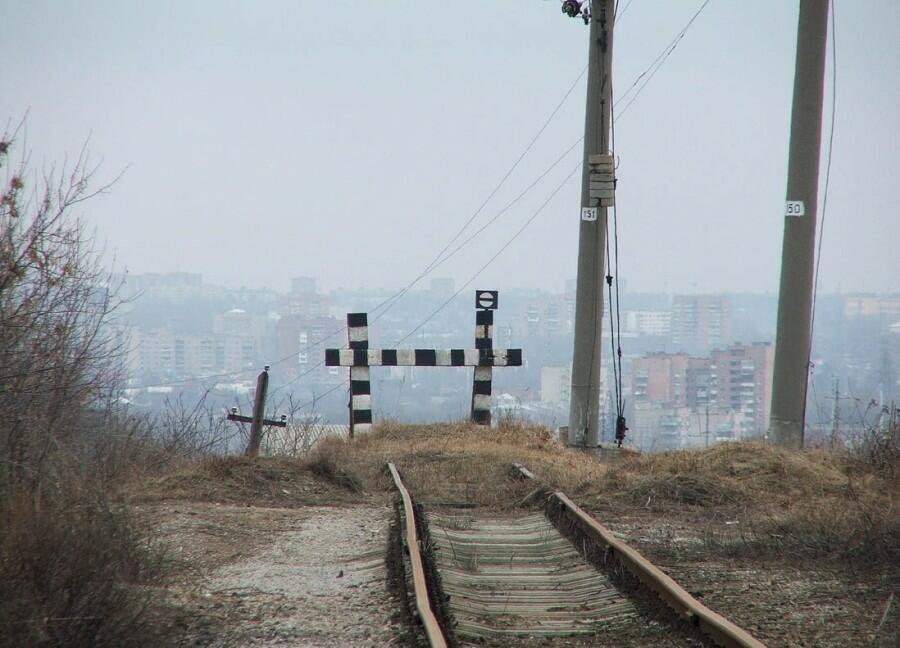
[770,0,830,449]
[568,0,615,448]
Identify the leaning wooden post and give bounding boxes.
[347,313,372,439]
[245,366,269,457]
[229,366,286,456]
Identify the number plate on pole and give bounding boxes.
[785,200,805,217]
[581,207,598,222]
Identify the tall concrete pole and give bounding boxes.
[770,0,830,449]
[568,0,615,448]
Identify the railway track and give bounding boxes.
[388,462,766,648]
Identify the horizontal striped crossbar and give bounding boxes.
[325,348,522,367]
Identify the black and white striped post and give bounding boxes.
[326,294,520,436]
[346,313,371,439]
[472,290,499,425]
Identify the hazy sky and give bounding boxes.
[2,1,898,295]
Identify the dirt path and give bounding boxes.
[146,503,403,647]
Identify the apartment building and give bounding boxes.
[670,295,732,354]
[629,342,772,443]
[709,343,773,437]
[276,314,343,380]
[540,365,572,405]
[509,294,573,339]
[624,310,671,337]
[131,329,257,376]
[843,294,900,319]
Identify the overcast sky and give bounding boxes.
[2,0,898,295]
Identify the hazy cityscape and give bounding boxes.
[117,271,899,451]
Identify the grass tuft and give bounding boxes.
[303,420,607,508]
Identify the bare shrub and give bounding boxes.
[154,392,237,457]
[0,483,166,648]
[0,124,126,491]
[0,126,172,645]
[845,403,899,481]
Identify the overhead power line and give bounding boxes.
[141,66,591,394]
[394,159,583,347]
[136,8,708,395]
[365,64,588,326]
[614,0,712,118]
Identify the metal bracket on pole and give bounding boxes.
[588,153,616,207]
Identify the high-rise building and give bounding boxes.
[628,342,772,443]
[709,343,773,437]
[670,295,732,354]
[515,295,572,338]
[540,365,572,405]
[291,276,317,296]
[276,314,343,380]
[624,310,671,337]
[131,329,257,377]
[631,353,690,405]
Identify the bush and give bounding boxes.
[0,126,171,645]
[0,484,167,648]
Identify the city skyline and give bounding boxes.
[114,271,899,440]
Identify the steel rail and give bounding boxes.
[388,462,448,648]
[512,463,766,648]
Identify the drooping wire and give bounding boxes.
[381,136,584,294]
[801,0,838,440]
[269,138,586,400]
[609,79,625,430]
[604,226,620,415]
[615,0,637,24]
[284,380,347,414]
[277,0,699,410]
[281,146,574,414]
[594,13,626,448]
[614,0,711,118]
[365,64,588,326]
[393,160,583,347]
[138,12,700,395]
[136,67,589,393]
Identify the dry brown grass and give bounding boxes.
[303,420,608,508]
[132,421,898,567]
[588,441,900,567]
[592,441,853,509]
[125,455,361,507]
[305,424,898,566]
